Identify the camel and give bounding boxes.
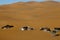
[1,25,14,29]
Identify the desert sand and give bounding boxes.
[0,1,60,40]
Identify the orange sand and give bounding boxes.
[0,1,60,40]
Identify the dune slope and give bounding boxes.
[0,1,60,40]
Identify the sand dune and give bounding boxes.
[0,1,60,40]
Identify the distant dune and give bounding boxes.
[0,1,60,40]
